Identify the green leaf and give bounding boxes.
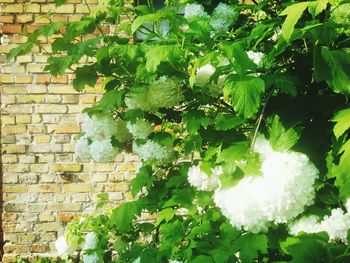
[321,47,350,93]
[280,2,310,42]
[7,42,34,60]
[190,255,215,263]
[280,233,330,263]
[131,165,153,197]
[220,42,256,75]
[54,0,66,6]
[45,56,74,76]
[131,9,175,33]
[73,65,98,91]
[111,201,142,233]
[313,46,332,82]
[155,208,175,226]
[145,45,182,73]
[218,141,249,177]
[214,114,244,131]
[332,108,350,139]
[269,115,300,151]
[232,233,268,262]
[224,75,265,119]
[263,74,298,97]
[308,0,329,17]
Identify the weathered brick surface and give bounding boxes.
[0,0,138,261]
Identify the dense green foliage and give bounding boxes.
[9,0,350,262]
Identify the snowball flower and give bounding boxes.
[127,119,153,139]
[83,252,100,263]
[188,165,221,191]
[74,136,92,161]
[196,64,216,87]
[83,232,98,250]
[210,3,237,32]
[82,114,117,141]
[184,3,208,19]
[290,208,350,243]
[55,236,70,258]
[90,139,119,162]
[133,140,174,165]
[214,135,319,233]
[247,51,264,65]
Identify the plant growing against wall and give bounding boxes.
[9,0,350,262]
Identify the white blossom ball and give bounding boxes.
[82,114,117,141]
[289,215,322,236]
[127,119,153,139]
[83,252,100,263]
[55,236,70,259]
[184,3,208,19]
[114,120,132,143]
[188,165,221,191]
[74,136,92,161]
[133,140,174,165]
[83,232,98,250]
[247,51,264,65]
[90,139,119,162]
[196,64,216,87]
[210,3,237,32]
[214,135,319,233]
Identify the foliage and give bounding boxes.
[9,0,350,262]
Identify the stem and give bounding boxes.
[250,88,275,151]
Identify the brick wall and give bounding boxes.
[0,1,137,262]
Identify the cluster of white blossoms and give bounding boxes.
[187,165,221,191]
[289,201,350,243]
[133,140,174,165]
[196,64,216,88]
[82,232,100,263]
[75,114,131,162]
[247,51,264,65]
[55,236,71,259]
[127,119,154,139]
[214,135,319,233]
[184,3,208,19]
[125,76,183,112]
[210,3,238,32]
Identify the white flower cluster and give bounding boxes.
[75,114,131,162]
[133,140,174,165]
[127,119,153,139]
[247,51,264,65]
[210,3,237,32]
[55,236,70,259]
[196,64,216,88]
[289,203,350,243]
[82,232,99,263]
[214,135,319,233]
[184,3,208,19]
[188,165,221,191]
[125,76,183,112]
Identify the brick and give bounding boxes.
[51,164,82,172]
[3,203,27,212]
[45,95,62,103]
[81,95,97,104]
[25,25,42,34]
[0,15,14,23]
[17,95,45,103]
[34,16,50,24]
[2,125,27,134]
[16,14,33,23]
[30,243,47,253]
[97,183,129,192]
[3,164,29,173]
[27,63,47,73]
[36,74,50,84]
[16,75,33,84]
[39,212,55,222]
[35,104,67,113]
[62,95,79,103]
[41,4,75,13]
[27,204,46,212]
[18,155,36,163]
[34,223,60,232]
[3,243,30,253]
[0,4,24,13]
[1,95,16,104]
[51,75,68,83]
[58,212,76,222]
[0,74,15,83]
[2,135,16,144]
[62,183,93,192]
[3,213,17,222]
[48,203,81,211]
[2,116,15,125]
[28,184,60,193]
[27,85,47,94]
[28,123,46,133]
[16,115,31,124]
[3,185,28,193]
[48,124,80,134]
[23,4,41,13]
[1,85,27,94]
[3,104,32,114]
[32,114,42,123]
[30,164,49,173]
[2,65,26,73]
[34,135,51,143]
[2,145,26,154]
[2,154,18,164]
[18,234,36,243]
[1,24,22,34]
[47,85,79,94]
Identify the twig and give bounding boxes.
[250,88,275,151]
